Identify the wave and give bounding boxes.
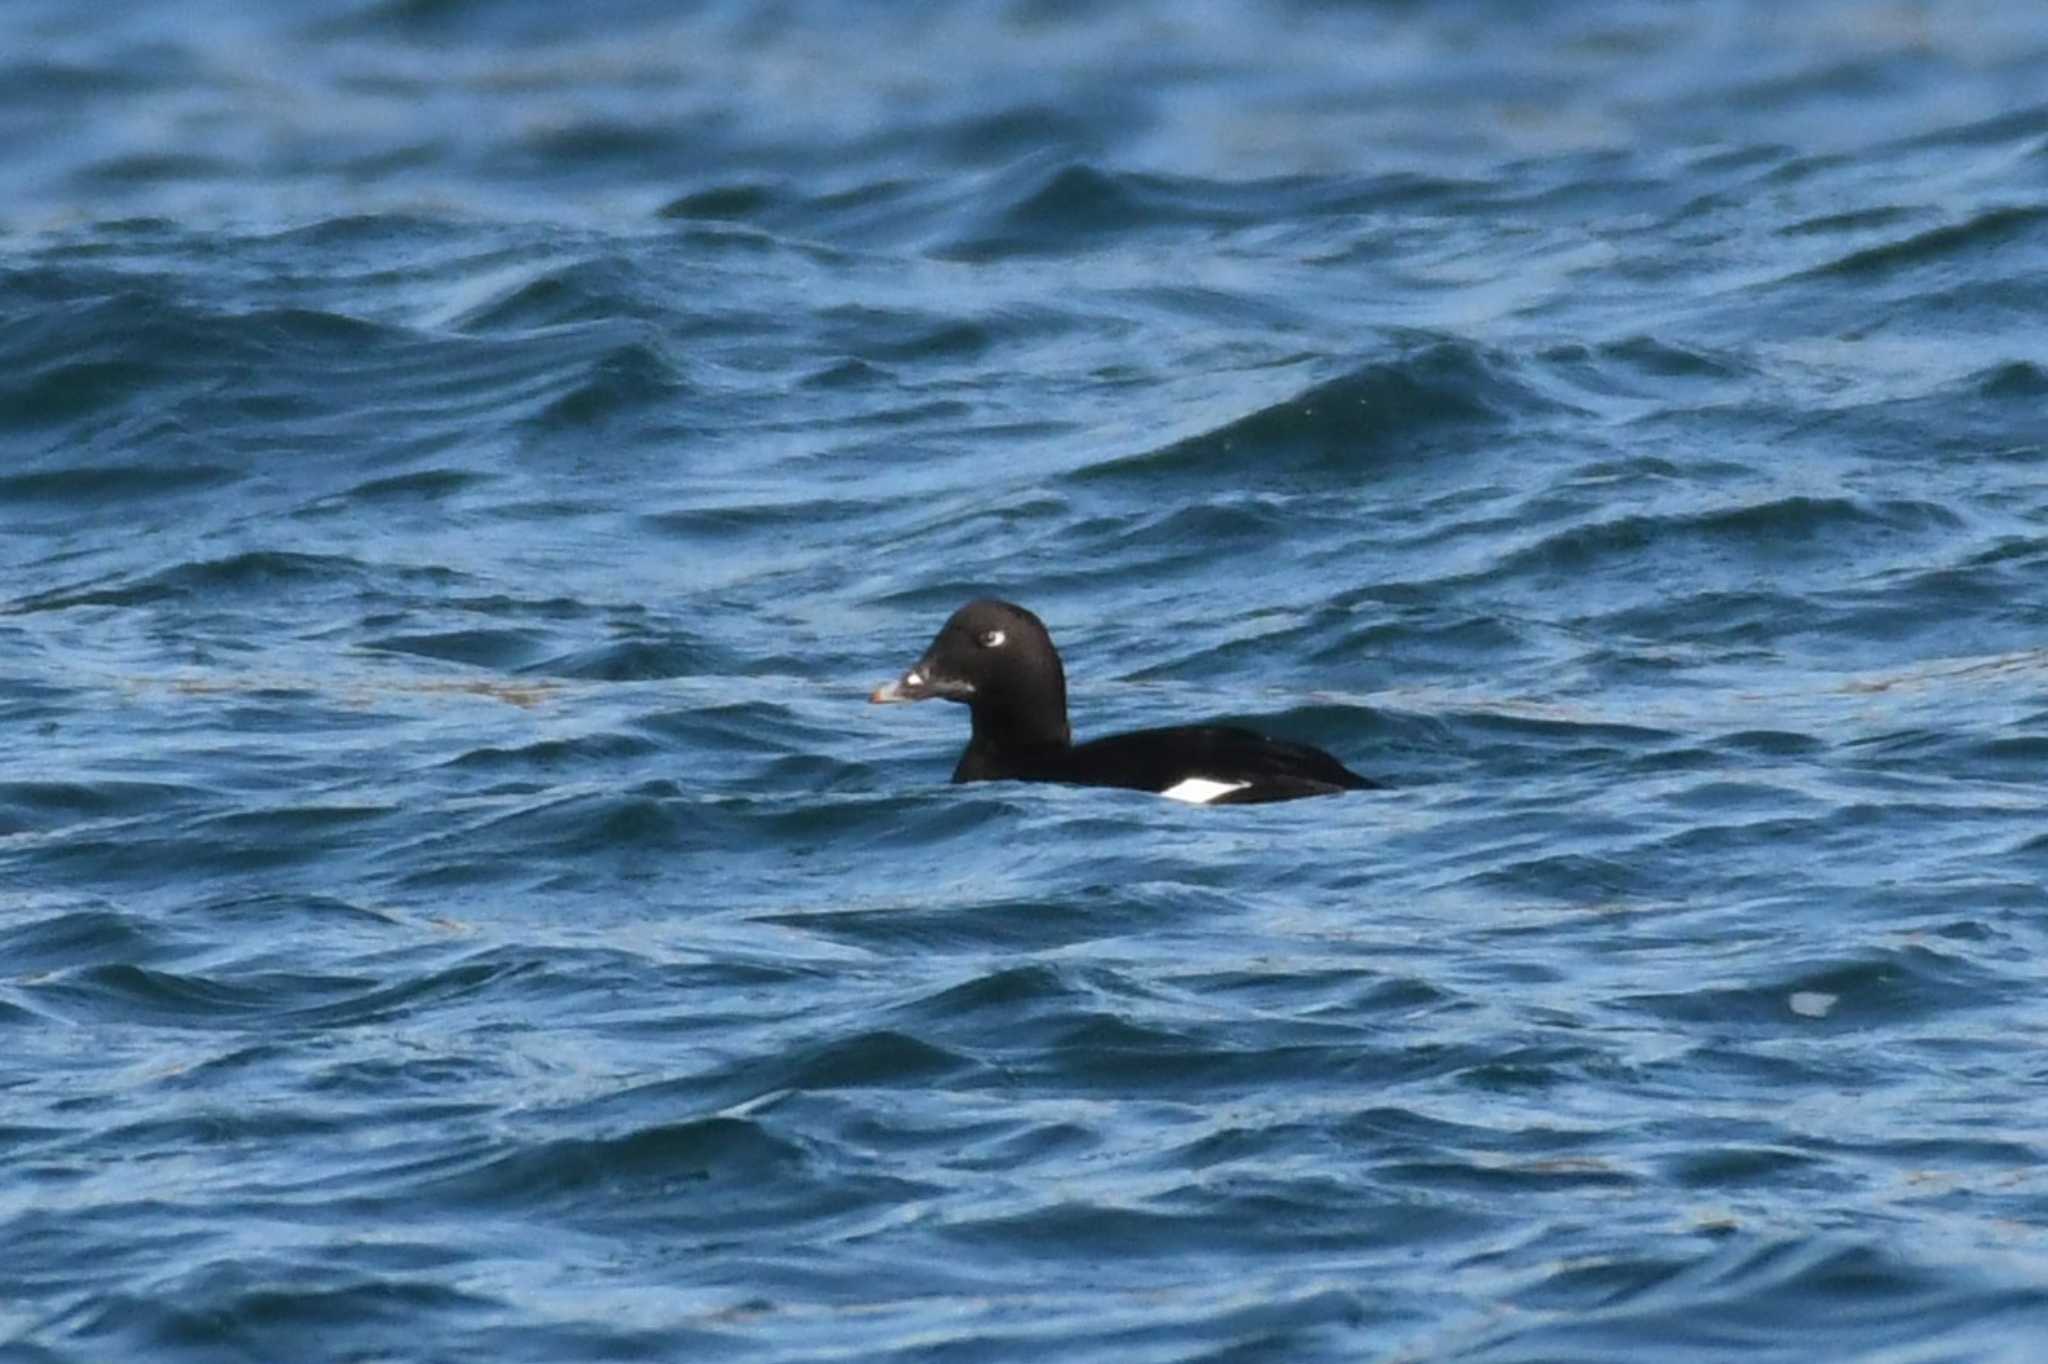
[1622,940,2012,1029]
[1793,204,2048,283]
[1453,1236,2047,1363]
[1070,341,1568,485]
[1478,496,1964,601]
[6,551,383,614]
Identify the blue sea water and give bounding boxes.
[4,1,2048,1359]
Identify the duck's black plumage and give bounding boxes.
[870,599,1375,804]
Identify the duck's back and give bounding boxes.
[1061,724,1377,804]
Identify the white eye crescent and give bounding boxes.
[977,629,1006,648]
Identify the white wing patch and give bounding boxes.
[1159,776,1253,804]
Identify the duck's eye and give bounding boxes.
[977,629,1006,648]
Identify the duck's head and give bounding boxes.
[870,598,1070,747]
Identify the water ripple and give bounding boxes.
[6,2,2048,1361]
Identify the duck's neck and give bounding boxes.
[953,700,1071,782]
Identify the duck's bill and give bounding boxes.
[869,664,973,704]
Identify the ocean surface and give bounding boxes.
[4,2,2047,1360]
